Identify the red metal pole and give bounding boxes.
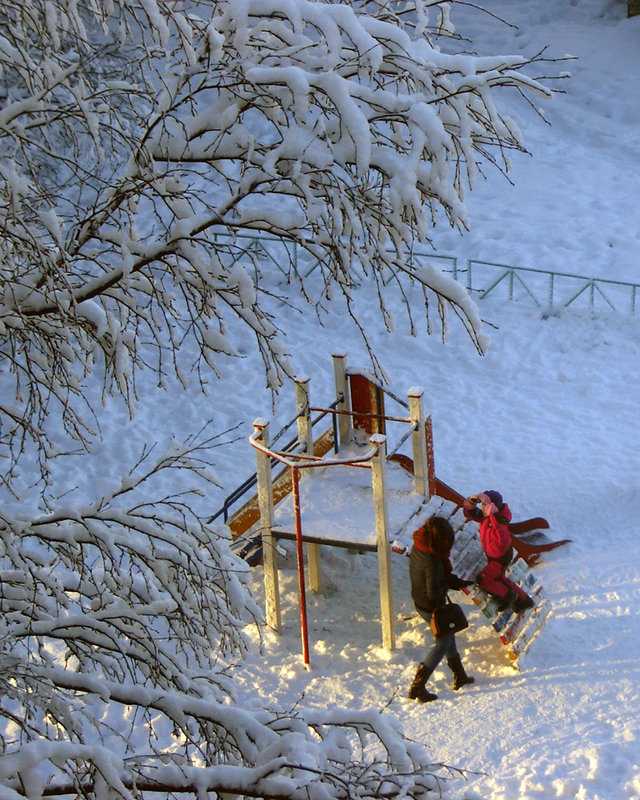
[291,466,310,667]
[425,417,436,498]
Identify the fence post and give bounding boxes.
[408,388,429,499]
[295,376,321,594]
[332,352,352,448]
[370,434,395,651]
[253,418,281,632]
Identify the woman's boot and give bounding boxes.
[446,655,475,691]
[407,663,437,702]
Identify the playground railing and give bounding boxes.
[208,370,429,531]
[208,395,343,525]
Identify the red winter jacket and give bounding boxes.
[464,502,513,560]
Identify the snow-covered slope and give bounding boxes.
[431,0,640,284]
[235,295,640,799]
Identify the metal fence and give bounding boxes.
[213,231,640,316]
[457,259,640,316]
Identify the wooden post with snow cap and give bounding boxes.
[295,376,321,594]
[408,387,429,499]
[332,352,352,449]
[370,433,395,651]
[253,418,281,632]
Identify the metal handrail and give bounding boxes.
[378,384,410,411]
[386,421,418,460]
[208,395,343,524]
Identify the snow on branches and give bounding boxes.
[0,432,453,797]
[0,0,559,471]
[0,1,562,797]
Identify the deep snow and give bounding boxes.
[54,1,640,798]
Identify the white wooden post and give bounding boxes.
[332,352,352,449]
[370,433,395,651]
[295,376,321,594]
[295,376,313,456]
[408,388,429,499]
[253,418,281,632]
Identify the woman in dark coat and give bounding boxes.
[408,514,475,702]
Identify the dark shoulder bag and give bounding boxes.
[430,596,468,638]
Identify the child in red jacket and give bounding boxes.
[463,490,534,612]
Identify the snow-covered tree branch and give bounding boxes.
[0,1,562,797]
[0,0,560,470]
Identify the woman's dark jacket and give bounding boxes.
[409,546,448,615]
[409,546,466,615]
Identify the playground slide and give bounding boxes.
[389,457,571,566]
[434,477,551,534]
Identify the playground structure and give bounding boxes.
[211,353,570,667]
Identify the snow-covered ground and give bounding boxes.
[235,294,640,800]
[62,1,640,798]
